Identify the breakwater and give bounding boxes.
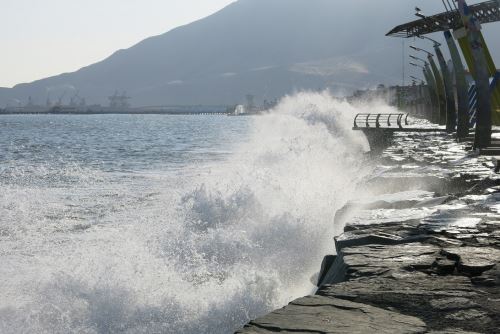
[236,126,500,333]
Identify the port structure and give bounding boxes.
[108,91,131,110]
[386,0,500,151]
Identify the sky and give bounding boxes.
[2,0,497,89]
[1,0,235,88]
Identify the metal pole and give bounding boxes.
[430,42,456,132]
[423,64,440,123]
[413,61,439,122]
[444,30,469,139]
[413,17,454,128]
[411,46,447,125]
[426,55,447,125]
[457,0,492,148]
[410,47,447,124]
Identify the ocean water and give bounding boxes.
[0,92,377,333]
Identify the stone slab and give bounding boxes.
[236,295,427,334]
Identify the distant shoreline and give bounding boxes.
[0,111,230,116]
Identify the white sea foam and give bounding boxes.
[0,92,396,333]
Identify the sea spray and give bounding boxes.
[0,92,397,333]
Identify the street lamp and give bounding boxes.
[409,62,424,69]
[414,29,455,129]
[418,35,441,47]
[409,55,427,64]
[411,59,440,124]
[409,45,434,57]
[411,44,447,126]
[415,7,425,19]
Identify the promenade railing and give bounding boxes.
[353,113,409,129]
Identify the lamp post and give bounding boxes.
[410,55,427,65]
[437,2,470,137]
[414,8,456,130]
[443,30,470,139]
[415,3,468,137]
[457,0,492,148]
[419,36,441,47]
[418,36,456,132]
[411,61,439,122]
[410,75,424,84]
[410,46,447,125]
[410,76,425,116]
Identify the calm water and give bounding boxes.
[0,114,248,174]
[0,94,372,333]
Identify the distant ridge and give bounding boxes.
[2,0,500,107]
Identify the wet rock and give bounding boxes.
[345,191,436,210]
[343,208,434,230]
[427,330,483,334]
[342,243,439,276]
[320,243,440,284]
[363,175,449,195]
[470,266,500,287]
[343,218,421,232]
[478,220,500,235]
[236,295,427,334]
[429,297,478,311]
[414,195,453,208]
[433,257,457,275]
[319,274,477,302]
[334,224,428,251]
[420,208,481,234]
[317,255,336,287]
[334,191,438,229]
[485,185,500,194]
[442,247,500,276]
[444,309,491,322]
[317,274,495,332]
[427,236,463,248]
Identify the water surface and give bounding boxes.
[0,94,371,333]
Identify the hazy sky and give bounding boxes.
[2,0,495,89]
[2,0,235,88]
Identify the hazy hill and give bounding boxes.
[2,0,500,107]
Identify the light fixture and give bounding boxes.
[415,7,426,19]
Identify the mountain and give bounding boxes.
[2,0,500,107]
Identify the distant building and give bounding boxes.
[108,91,131,109]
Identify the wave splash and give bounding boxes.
[0,92,389,333]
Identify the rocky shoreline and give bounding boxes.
[236,129,500,333]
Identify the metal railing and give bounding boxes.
[468,84,478,127]
[468,71,500,128]
[353,113,409,129]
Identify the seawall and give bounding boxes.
[236,129,500,333]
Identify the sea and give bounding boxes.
[0,92,379,333]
